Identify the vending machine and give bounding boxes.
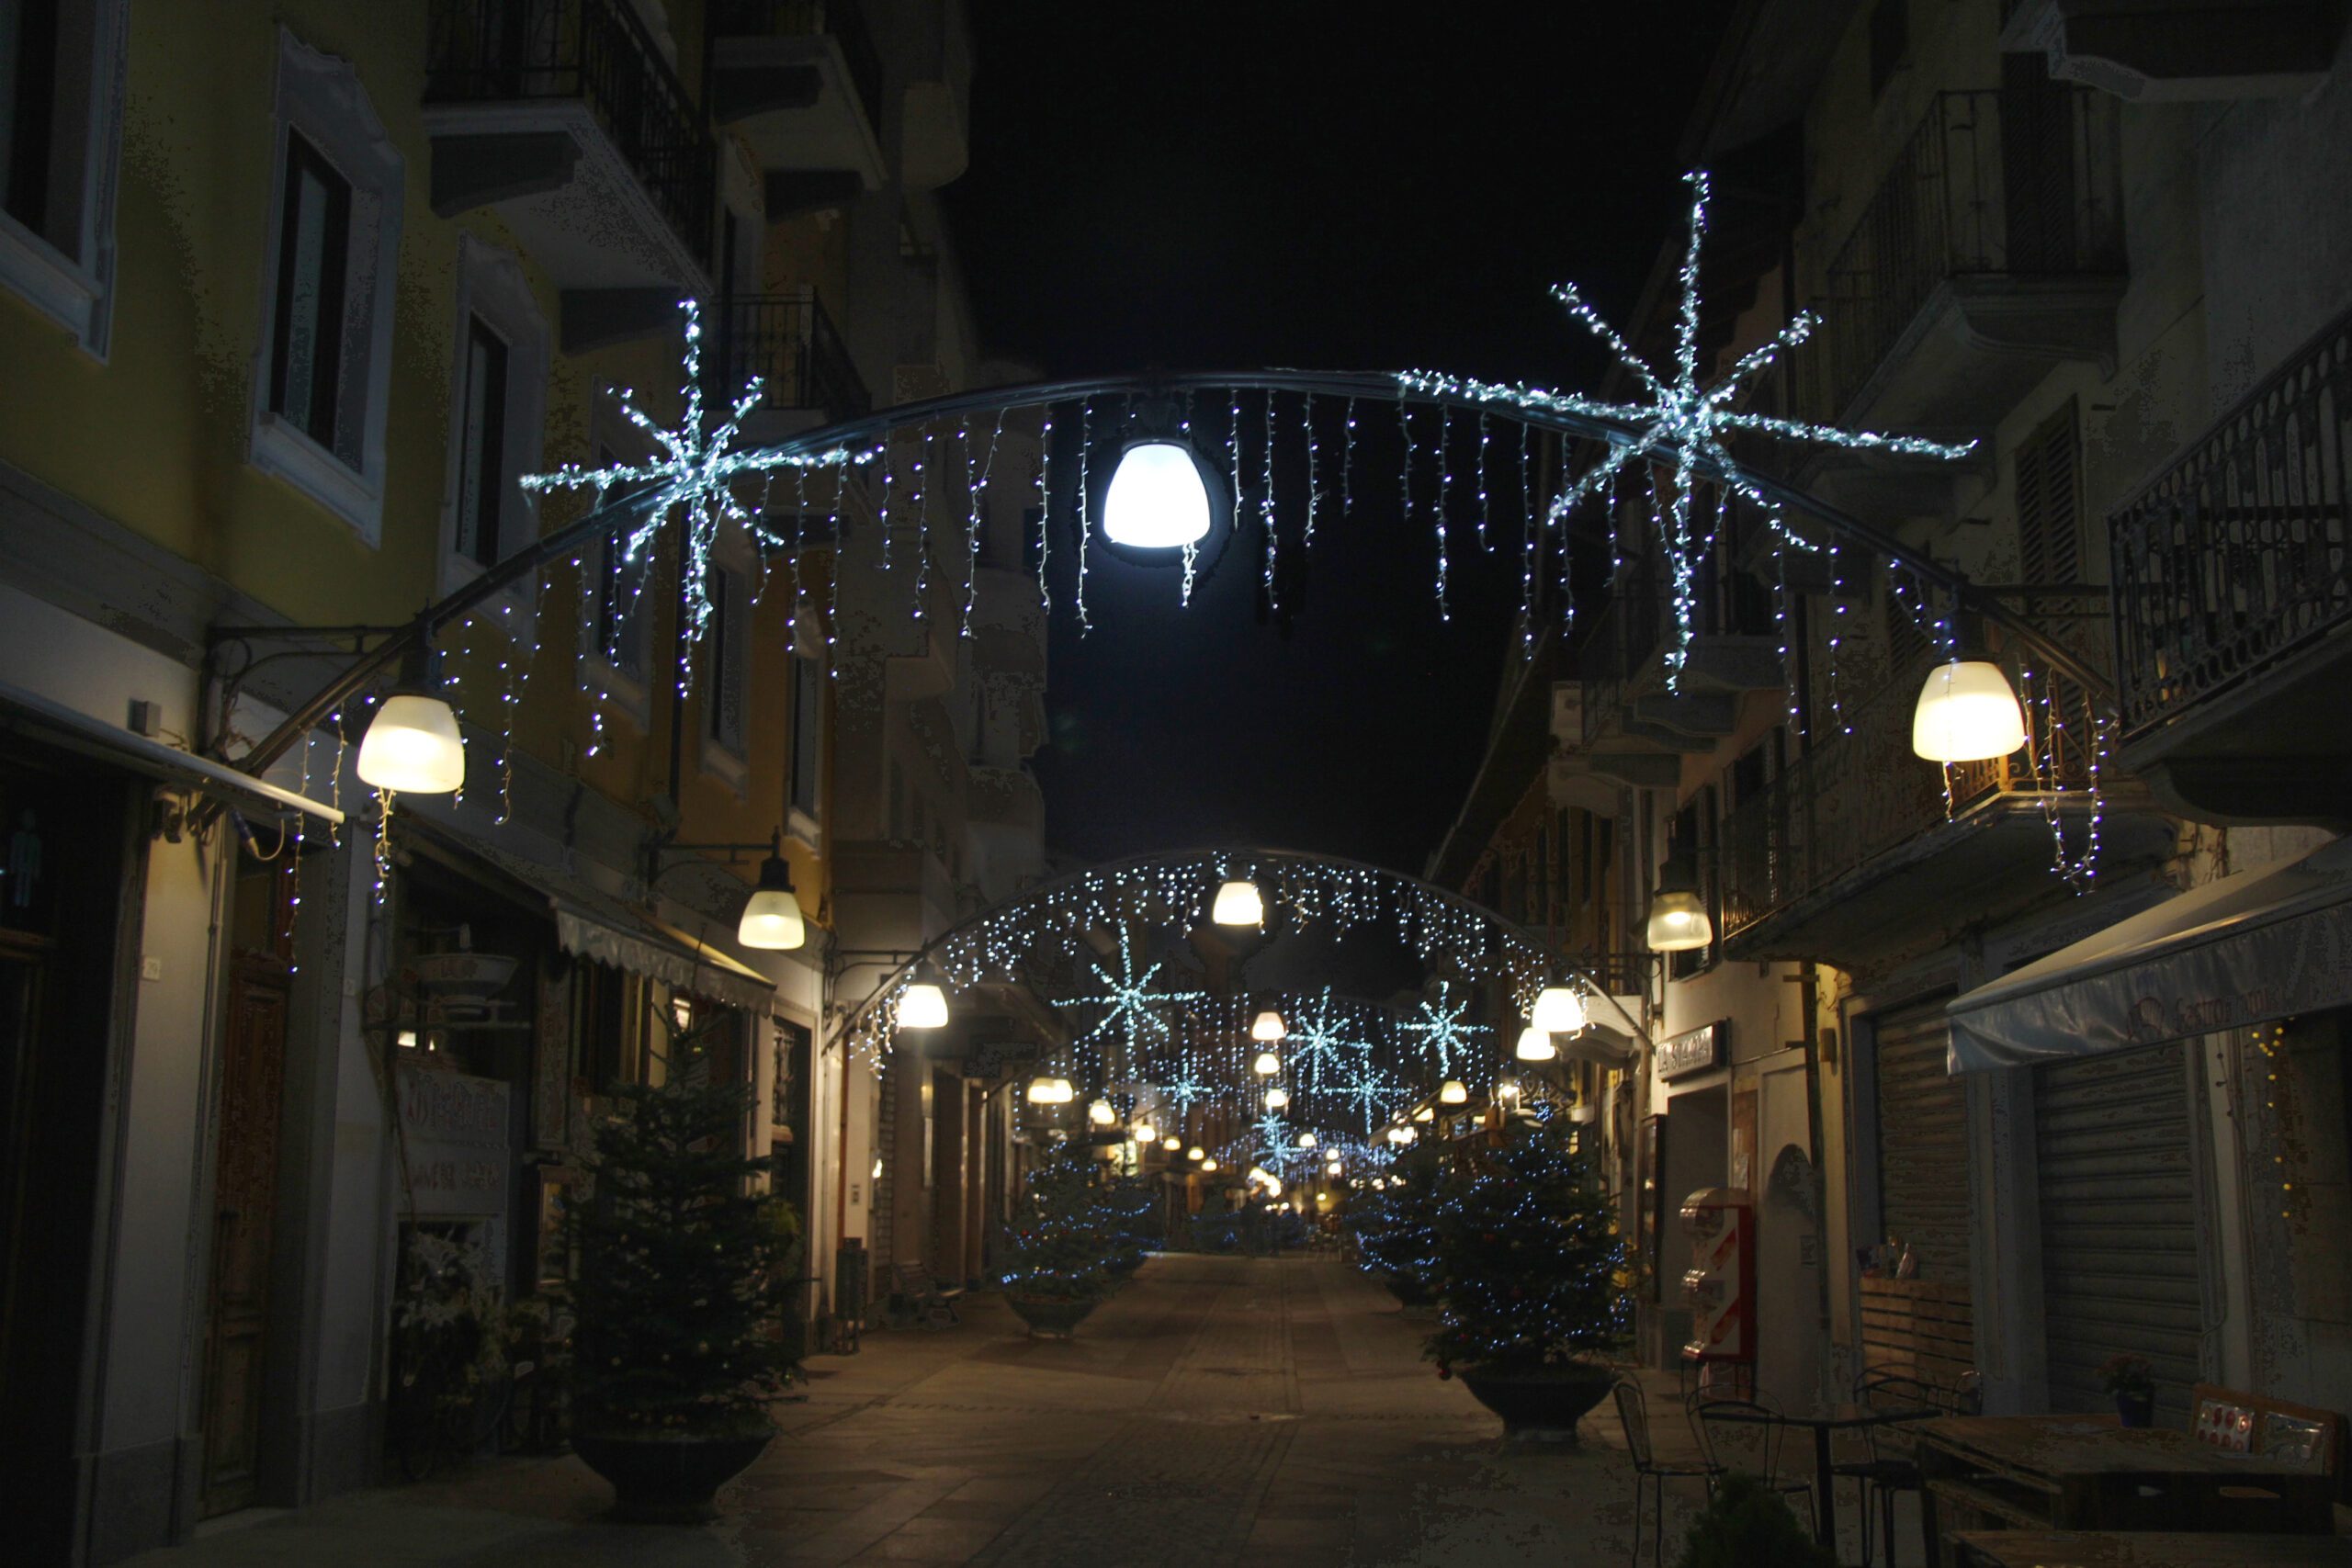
[1679,1187,1755,1375]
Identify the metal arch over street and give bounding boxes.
[828,843,1657,1078]
[219,365,2118,796]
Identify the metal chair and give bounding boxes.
[1692,1393,1818,1535]
[1614,1379,1723,1568]
[1835,1371,1939,1566]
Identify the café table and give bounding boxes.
[1915,1415,2334,1565]
[1951,1529,2352,1567]
[1694,1399,1943,1549]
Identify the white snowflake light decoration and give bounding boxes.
[1057,925,1209,1066]
[1398,170,1976,684]
[1397,981,1490,1081]
[521,298,873,660]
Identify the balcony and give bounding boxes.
[718,288,872,441]
[2108,302,2352,826]
[1796,85,2125,516]
[1718,643,2170,966]
[709,0,889,204]
[424,0,712,339]
[2000,0,2341,104]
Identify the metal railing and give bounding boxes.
[711,0,885,139]
[1799,85,2123,424]
[719,288,871,421]
[2109,304,2352,742]
[1718,644,2097,941]
[1575,561,1662,748]
[427,0,714,272]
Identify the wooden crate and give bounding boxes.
[1862,1276,1976,1388]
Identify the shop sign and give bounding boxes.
[396,1064,511,1217]
[1656,1020,1727,1081]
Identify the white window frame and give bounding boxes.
[435,232,547,624]
[578,403,656,733]
[786,648,824,847]
[0,0,126,356]
[699,527,752,793]
[245,26,402,544]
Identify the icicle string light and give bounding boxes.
[1261,390,1279,614]
[1035,404,1055,607]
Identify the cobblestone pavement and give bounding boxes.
[124,1256,1759,1567]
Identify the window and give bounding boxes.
[1668,790,1720,981]
[266,134,350,451]
[438,234,546,600]
[788,657,823,832]
[0,0,124,353]
[704,563,749,766]
[2015,401,2082,587]
[453,317,509,566]
[248,28,403,541]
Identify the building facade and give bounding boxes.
[0,3,1049,1562]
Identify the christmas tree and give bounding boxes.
[1425,1108,1630,1377]
[1345,1137,1446,1302]
[571,1053,798,1439]
[1095,1168,1159,1278]
[1000,1141,1122,1300]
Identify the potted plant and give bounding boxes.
[1425,1109,1631,1444]
[570,1057,798,1522]
[1000,1142,1117,1337]
[1346,1139,1445,1308]
[2098,1353,2156,1427]
[1673,1472,1838,1568]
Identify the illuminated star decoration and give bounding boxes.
[1332,1054,1407,1135]
[1254,1111,1296,1177]
[1397,981,1490,1081]
[1284,987,1375,1095]
[1058,925,1208,1071]
[1397,170,1976,686]
[521,298,872,657]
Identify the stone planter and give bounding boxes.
[1007,1294,1098,1338]
[1455,1363,1616,1445]
[574,1430,773,1523]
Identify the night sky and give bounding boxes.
[944,6,1738,874]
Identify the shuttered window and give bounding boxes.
[2035,1043,2203,1426]
[2015,400,2082,587]
[706,565,748,755]
[1873,999,1973,1282]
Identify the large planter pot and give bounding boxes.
[2114,1391,2155,1428]
[1455,1363,1617,1445]
[1007,1294,1098,1338]
[574,1430,773,1523]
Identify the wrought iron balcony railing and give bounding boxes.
[2109,304,2352,742]
[426,0,715,273]
[1575,561,1662,748]
[1718,644,2098,942]
[1798,85,2124,424]
[720,288,872,422]
[712,0,886,139]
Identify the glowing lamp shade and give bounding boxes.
[1088,1098,1116,1126]
[1263,1086,1290,1110]
[1133,1120,1158,1144]
[1211,878,1264,927]
[356,694,465,795]
[1296,1131,1317,1148]
[1497,1077,1520,1101]
[1912,659,2029,762]
[1645,889,1713,953]
[1187,1145,1205,1162]
[1201,1158,1219,1172]
[1252,1049,1283,1077]
[1529,985,1589,1035]
[1412,1105,1434,1122]
[897,982,950,1029]
[1515,1026,1560,1062]
[1102,440,1212,548]
[1326,1160,1343,1177]
[1438,1079,1468,1105]
[1388,1125,1417,1145]
[1162,1135,1182,1152]
[1250,1010,1287,1043]
[736,849,806,951]
[1026,1075,1073,1104]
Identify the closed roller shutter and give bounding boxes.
[1874,999,1973,1283]
[2035,1043,2203,1426]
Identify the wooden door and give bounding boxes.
[198,950,290,1517]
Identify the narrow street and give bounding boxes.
[124,1257,1713,1567]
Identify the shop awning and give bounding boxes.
[0,677,344,825]
[1946,837,2352,1071]
[402,816,775,1014]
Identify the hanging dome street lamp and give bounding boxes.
[1528,984,1588,1036]
[1263,1086,1290,1110]
[1133,1119,1158,1144]
[1163,1134,1183,1152]
[1295,1131,1317,1148]
[1201,1157,1220,1173]
[1437,1079,1468,1105]
[897,965,952,1029]
[1250,1010,1286,1043]
[1101,440,1215,549]
[1645,855,1713,953]
[1187,1145,1206,1162]
[1514,1026,1559,1062]
[1088,1098,1117,1126]
[356,643,465,795]
[734,832,807,951]
[1252,1048,1283,1077]
[1026,1076,1073,1104]
[1211,877,1265,926]
[1912,657,2029,763]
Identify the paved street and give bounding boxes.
[125,1255,1747,1567]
